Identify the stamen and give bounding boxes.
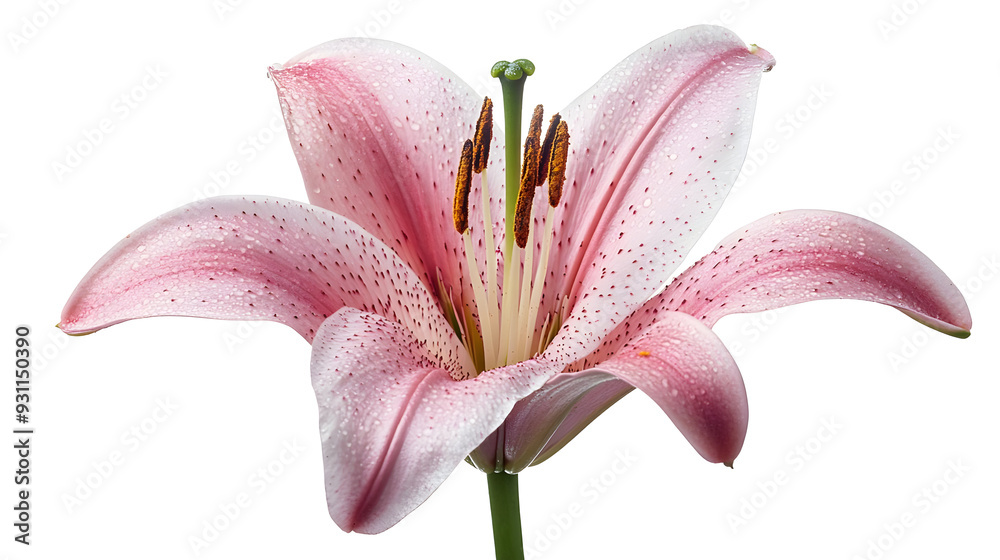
[498,243,520,364]
[536,313,552,356]
[473,97,493,174]
[479,171,501,368]
[513,134,540,249]
[463,231,496,372]
[519,105,543,187]
[537,113,561,187]
[520,119,569,359]
[528,105,544,148]
[453,139,474,234]
[547,120,570,207]
[452,136,498,372]
[512,106,546,360]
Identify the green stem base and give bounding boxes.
[487,471,525,560]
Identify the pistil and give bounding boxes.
[451,60,570,373]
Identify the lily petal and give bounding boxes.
[544,25,774,354]
[659,209,973,335]
[60,196,474,378]
[269,39,501,307]
[504,311,747,470]
[501,373,631,472]
[520,210,972,464]
[311,308,566,533]
[579,209,971,370]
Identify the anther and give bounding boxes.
[521,105,544,184]
[537,113,562,187]
[514,134,540,248]
[547,120,570,208]
[473,97,493,174]
[453,139,474,234]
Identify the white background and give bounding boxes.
[2,0,998,558]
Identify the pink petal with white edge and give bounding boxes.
[60,196,474,379]
[311,308,567,533]
[503,311,748,470]
[541,25,774,354]
[269,39,502,308]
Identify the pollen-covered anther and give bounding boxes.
[514,134,541,248]
[638,350,651,358]
[453,139,474,234]
[547,119,570,207]
[520,105,544,184]
[537,113,561,187]
[473,97,493,174]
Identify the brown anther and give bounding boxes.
[453,139,474,234]
[528,104,544,142]
[547,120,570,207]
[514,133,541,248]
[473,97,493,173]
[520,105,544,185]
[537,113,562,187]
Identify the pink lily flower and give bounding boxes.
[59,25,971,538]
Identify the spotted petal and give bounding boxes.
[658,209,973,335]
[502,311,748,471]
[512,210,972,466]
[541,25,775,354]
[60,196,474,378]
[311,308,567,533]
[585,209,973,367]
[269,39,503,311]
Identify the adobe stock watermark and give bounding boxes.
[191,113,283,202]
[887,253,995,372]
[212,0,247,21]
[32,327,72,376]
[543,0,588,31]
[525,449,638,558]
[855,127,958,222]
[702,0,753,28]
[877,0,930,41]
[352,0,406,38]
[221,321,264,353]
[730,84,834,196]
[724,306,794,359]
[851,459,969,560]
[188,439,305,555]
[61,397,180,513]
[51,64,168,183]
[726,416,843,533]
[7,0,71,54]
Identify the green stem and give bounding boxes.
[487,471,525,560]
[497,75,525,255]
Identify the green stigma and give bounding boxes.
[491,59,535,80]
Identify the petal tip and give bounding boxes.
[266,63,286,81]
[748,44,776,72]
[898,308,972,340]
